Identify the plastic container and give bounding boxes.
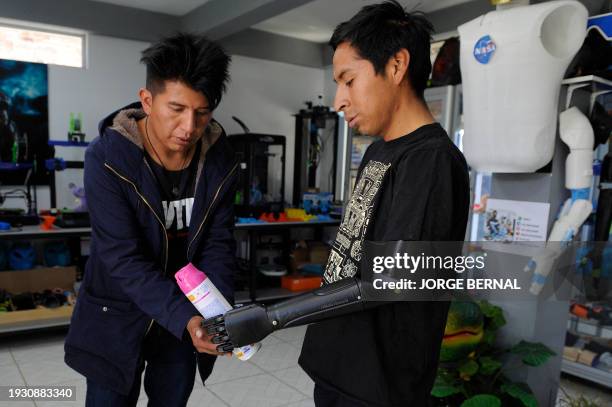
[175,263,260,361]
[281,274,322,291]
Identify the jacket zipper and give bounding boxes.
[187,161,238,260]
[104,159,237,338]
[104,162,167,337]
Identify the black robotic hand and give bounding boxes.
[202,277,366,352]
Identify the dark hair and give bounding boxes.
[329,0,433,99]
[140,32,231,110]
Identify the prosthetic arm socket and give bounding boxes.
[204,277,367,350]
[560,107,594,190]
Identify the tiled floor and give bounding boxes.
[0,326,313,407]
[0,326,610,407]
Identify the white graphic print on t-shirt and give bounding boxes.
[162,198,194,230]
[324,160,391,284]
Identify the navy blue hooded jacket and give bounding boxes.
[64,103,238,395]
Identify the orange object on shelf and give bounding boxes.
[570,303,589,319]
[281,275,322,292]
[258,212,279,222]
[40,215,56,230]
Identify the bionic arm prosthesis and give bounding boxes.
[203,277,367,352]
[524,107,594,294]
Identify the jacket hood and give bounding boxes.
[101,102,223,152]
[97,102,226,183]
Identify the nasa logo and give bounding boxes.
[473,35,496,64]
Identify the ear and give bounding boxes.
[139,88,153,115]
[388,48,410,86]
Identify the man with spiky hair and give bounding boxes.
[298,2,470,406]
[65,33,236,406]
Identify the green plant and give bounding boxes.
[431,300,556,407]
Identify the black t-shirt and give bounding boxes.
[299,123,470,407]
[145,141,201,276]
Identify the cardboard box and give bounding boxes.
[0,267,76,293]
[309,242,330,265]
[289,241,309,274]
[0,267,76,333]
[289,241,330,273]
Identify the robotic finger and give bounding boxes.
[202,315,234,352]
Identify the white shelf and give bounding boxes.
[0,225,91,238]
[0,307,73,334]
[561,75,612,88]
[561,359,612,388]
[561,75,612,110]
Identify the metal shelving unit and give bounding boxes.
[0,220,339,333]
[561,360,612,388]
[562,322,612,388]
[558,75,612,389]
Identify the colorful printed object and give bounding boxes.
[440,301,484,362]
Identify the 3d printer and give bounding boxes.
[228,117,286,218]
[293,99,340,207]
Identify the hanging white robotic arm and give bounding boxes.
[525,107,594,294]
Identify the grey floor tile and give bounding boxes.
[137,387,228,407]
[137,380,146,401]
[261,334,283,347]
[272,366,314,398]
[0,348,14,367]
[19,359,81,386]
[204,356,264,385]
[283,400,315,407]
[187,387,229,407]
[0,401,35,407]
[273,326,308,343]
[286,337,305,352]
[0,365,33,407]
[249,342,301,373]
[11,342,65,365]
[0,363,26,386]
[208,373,307,407]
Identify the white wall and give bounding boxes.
[2,41,328,211]
[323,64,336,108]
[48,34,149,210]
[214,55,326,204]
[1,34,149,211]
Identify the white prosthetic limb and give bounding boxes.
[525,199,592,294]
[525,107,594,294]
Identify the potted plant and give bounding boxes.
[432,300,556,407]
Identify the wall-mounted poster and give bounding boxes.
[0,59,50,185]
[484,198,550,242]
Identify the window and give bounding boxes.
[0,24,85,68]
